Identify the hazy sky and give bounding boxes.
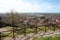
[0,0,60,13]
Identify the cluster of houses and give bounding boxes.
[22,15,60,27]
[0,15,60,28]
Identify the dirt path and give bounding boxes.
[14,30,60,40]
[19,30,60,40]
[0,28,8,32]
[0,28,60,40]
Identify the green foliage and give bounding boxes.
[32,35,60,40]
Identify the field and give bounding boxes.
[0,26,60,40]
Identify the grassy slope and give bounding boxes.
[32,34,60,40]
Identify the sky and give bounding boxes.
[0,0,60,13]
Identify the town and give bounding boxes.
[0,13,60,40]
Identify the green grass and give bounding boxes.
[32,34,60,40]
